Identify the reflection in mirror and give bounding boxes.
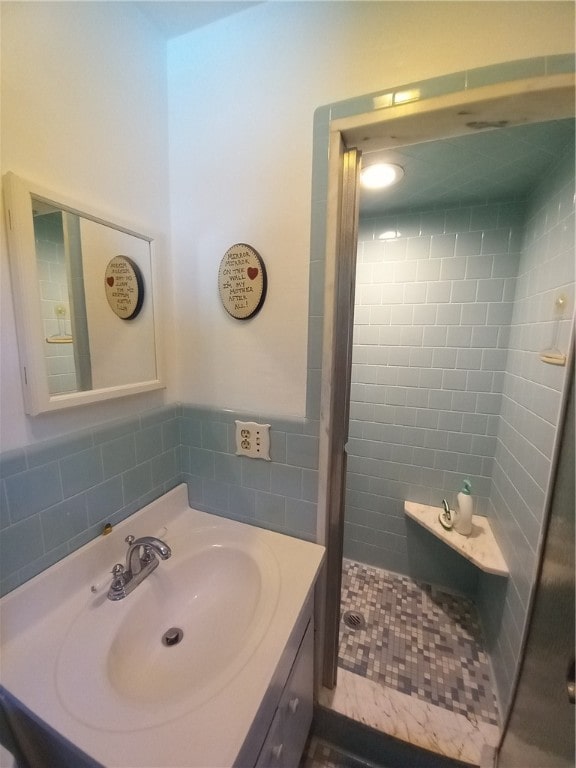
[4,172,163,415]
[33,202,91,395]
[78,217,156,388]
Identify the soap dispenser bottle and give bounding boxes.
[454,479,473,536]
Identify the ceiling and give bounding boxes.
[134,1,261,38]
[360,118,575,217]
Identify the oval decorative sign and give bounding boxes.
[104,255,144,320]
[218,243,267,320]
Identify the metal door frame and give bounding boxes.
[317,135,361,688]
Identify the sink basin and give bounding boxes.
[57,528,279,731]
[0,484,325,767]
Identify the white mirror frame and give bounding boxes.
[3,172,165,415]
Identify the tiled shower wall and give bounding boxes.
[345,199,525,581]
[478,143,575,712]
[344,139,574,712]
[0,405,318,597]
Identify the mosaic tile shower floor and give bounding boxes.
[338,559,499,726]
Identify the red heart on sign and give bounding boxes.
[107,276,114,287]
[247,267,258,280]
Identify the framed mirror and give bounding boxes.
[3,172,164,415]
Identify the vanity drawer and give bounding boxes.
[254,708,284,767]
[254,619,314,767]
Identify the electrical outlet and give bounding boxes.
[235,421,271,460]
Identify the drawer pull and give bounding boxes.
[272,744,283,760]
[288,697,300,714]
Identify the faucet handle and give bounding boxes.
[108,563,128,600]
[110,563,127,589]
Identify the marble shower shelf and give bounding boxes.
[404,501,509,577]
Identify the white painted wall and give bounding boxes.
[167,1,574,418]
[1,1,574,449]
[0,1,172,450]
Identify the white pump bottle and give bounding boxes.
[454,479,473,536]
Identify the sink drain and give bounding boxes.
[162,627,184,647]
[342,610,366,630]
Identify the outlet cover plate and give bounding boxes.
[235,421,271,460]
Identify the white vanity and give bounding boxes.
[0,485,325,767]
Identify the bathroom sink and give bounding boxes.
[0,485,325,766]
[57,528,279,731]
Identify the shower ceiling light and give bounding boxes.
[360,163,404,190]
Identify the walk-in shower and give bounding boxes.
[316,71,575,766]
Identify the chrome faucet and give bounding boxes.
[108,534,171,601]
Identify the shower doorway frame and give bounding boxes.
[317,72,575,691]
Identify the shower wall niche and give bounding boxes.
[346,127,575,712]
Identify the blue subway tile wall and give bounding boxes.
[0,405,182,596]
[478,142,575,714]
[0,404,320,597]
[180,405,318,541]
[345,200,524,578]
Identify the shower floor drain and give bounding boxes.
[342,610,366,630]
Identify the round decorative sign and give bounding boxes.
[218,243,267,320]
[104,255,144,320]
